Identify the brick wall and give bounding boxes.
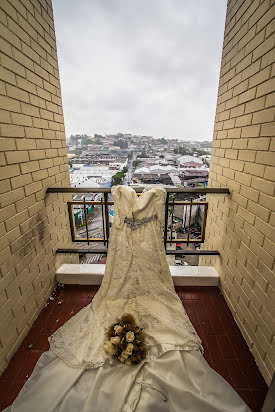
[200,0,275,385]
[0,0,77,374]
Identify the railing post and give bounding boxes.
[164,195,169,250]
[104,192,110,247]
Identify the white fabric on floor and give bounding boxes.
[4,349,251,412]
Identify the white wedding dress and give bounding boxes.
[3,185,251,412]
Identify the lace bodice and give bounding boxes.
[49,185,202,369]
[111,185,166,228]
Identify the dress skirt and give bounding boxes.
[3,348,251,412]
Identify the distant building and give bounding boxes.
[176,155,204,168]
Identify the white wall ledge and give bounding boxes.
[56,264,219,287]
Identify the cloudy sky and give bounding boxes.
[52,0,227,141]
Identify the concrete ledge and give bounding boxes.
[56,264,219,287]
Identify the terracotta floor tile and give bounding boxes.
[225,359,250,390]
[218,335,237,359]
[0,285,268,412]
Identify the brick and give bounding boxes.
[243,161,265,177]
[0,95,21,113]
[229,159,245,171]
[264,166,275,181]
[0,124,25,138]
[40,108,53,121]
[240,184,259,201]
[0,109,11,124]
[25,127,43,139]
[235,113,252,127]
[265,92,275,108]
[15,193,35,213]
[10,173,32,190]
[260,122,275,137]
[241,124,260,137]
[24,181,43,196]
[0,164,20,180]
[22,42,40,65]
[241,60,261,82]
[32,118,48,129]
[0,23,21,52]
[5,209,29,232]
[0,66,16,85]
[232,139,248,149]
[253,32,275,62]
[263,237,275,258]
[247,137,270,150]
[253,108,275,125]
[239,87,257,104]
[10,113,32,127]
[12,48,34,71]
[20,160,39,174]
[256,151,275,166]
[243,221,264,246]
[232,191,248,208]
[0,187,25,208]
[0,179,11,195]
[225,148,238,159]
[238,150,256,161]
[227,127,242,138]
[256,2,275,33]
[21,103,40,117]
[269,211,275,227]
[240,241,259,267]
[247,199,270,222]
[29,149,46,160]
[16,76,37,95]
[255,217,275,243]
[32,169,48,181]
[251,176,275,195]
[245,96,266,113]
[29,94,46,109]
[6,151,29,164]
[259,193,275,212]
[256,77,275,98]
[0,37,12,57]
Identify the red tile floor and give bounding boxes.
[0,285,268,412]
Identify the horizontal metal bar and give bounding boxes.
[165,239,202,243]
[47,187,230,194]
[56,248,219,256]
[68,201,114,206]
[72,238,105,242]
[56,248,107,254]
[69,200,206,206]
[166,250,220,255]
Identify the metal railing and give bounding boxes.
[46,186,230,256]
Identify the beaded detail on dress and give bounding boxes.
[124,214,158,230]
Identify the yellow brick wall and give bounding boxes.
[0,0,77,374]
[200,0,275,385]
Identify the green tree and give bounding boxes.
[111,171,125,186]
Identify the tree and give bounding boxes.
[111,171,125,186]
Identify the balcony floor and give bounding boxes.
[0,285,268,412]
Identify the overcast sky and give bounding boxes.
[52,0,227,141]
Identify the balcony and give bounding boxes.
[0,186,270,412]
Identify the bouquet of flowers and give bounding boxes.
[104,313,147,365]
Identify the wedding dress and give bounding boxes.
[3,185,251,412]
